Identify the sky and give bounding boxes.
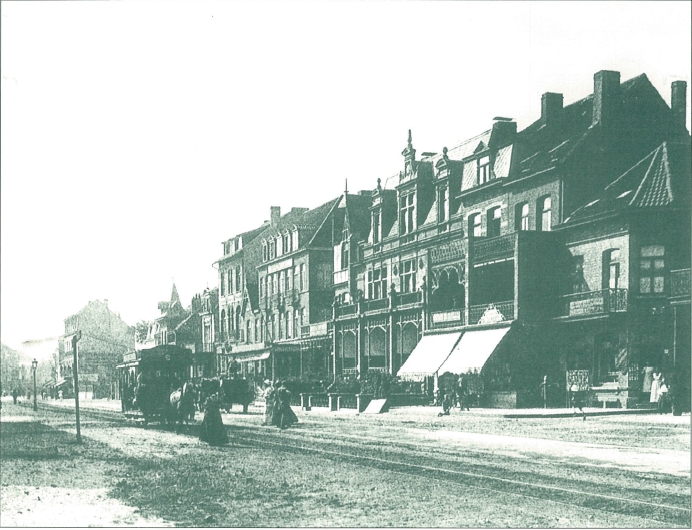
[1,1,690,355]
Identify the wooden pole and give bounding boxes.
[72,331,83,444]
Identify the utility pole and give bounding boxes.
[72,331,83,444]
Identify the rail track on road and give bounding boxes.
[24,402,692,527]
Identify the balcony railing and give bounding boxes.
[333,270,349,285]
[363,298,388,312]
[394,291,423,306]
[300,325,311,337]
[430,309,466,329]
[469,300,515,325]
[671,269,691,298]
[557,288,628,318]
[335,303,357,318]
[471,233,516,263]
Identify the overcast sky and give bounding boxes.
[1,1,690,354]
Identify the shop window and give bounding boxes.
[640,245,665,293]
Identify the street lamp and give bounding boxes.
[31,359,38,411]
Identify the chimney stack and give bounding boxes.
[592,70,621,128]
[489,117,517,148]
[671,80,687,131]
[270,206,281,227]
[541,92,563,125]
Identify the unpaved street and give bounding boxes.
[1,399,690,527]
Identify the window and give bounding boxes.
[301,308,307,328]
[260,277,265,298]
[254,319,259,343]
[367,266,388,299]
[468,213,481,238]
[294,267,299,293]
[478,156,491,184]
[270,315,276,341]
[246,320,252,343]
[400,193,415,235]
[279,270,285,294]
[276,236,283,257]
[300,264,307,291]
[605,249,620,290]
[341,241,349,270]
[234,238,240,251]
[538,196,552,232]
[283,233,291,254]
[372,210,381,243]
[260,316,265,342]
[235,266,241,292]
[278,312,284,339]
[272,274,278,297]
[292,230,299,251]
[286,268,292,291]
[266,275,272,297]
[229,269,235,293]
[438,187,448,222]
[224,241,231,254]
[293,310,299,338]
[515,202,529,231]
[487,206,501,237]
[640,245,665,293]
[262,243,268,262]
[400,259,417,293]
[221,309,226,334]
[287,310,293,338]
[220,272,226,296]
[269,240,276,260]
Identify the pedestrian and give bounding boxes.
[262,380,276,427]
[199,392,228,446]
[570,384,586,421]
[58,389,63,400]
[657,377,669,414]
[437,391,453,417]
[650,370,663,406]
[275,381,298,429]
[12,388,18,404]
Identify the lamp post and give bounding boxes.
[31,359,38,411]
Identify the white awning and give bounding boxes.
[397,332,462,381]
[233,351,270,362]
[438,326,511,375]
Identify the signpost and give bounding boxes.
[71,331,83,444]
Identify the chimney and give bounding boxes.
[489,117,517,148]
[541,92,563,125]
[592,70,621,128]
[270,206,281,227]
[671,80,687,131]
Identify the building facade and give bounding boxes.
[59,299,133,399]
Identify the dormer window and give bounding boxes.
[262,242,268,262]
[478,155,491,184]
[372,210,381,244]
[438,186,449,222]
[224,242,231,255]
[283,233,291,254]
[269,240,276,260]
[292,229,299,251]
[400,192,415,235]
[234,238,240,251]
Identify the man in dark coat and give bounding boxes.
[275,381,298,429]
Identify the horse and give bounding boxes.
[169,381,197,433]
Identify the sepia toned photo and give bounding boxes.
[1,1,690,527]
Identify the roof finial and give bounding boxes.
[407,129,412,149]
[376,177,382,192]
[443,146,448,159]
[345,178,348,194]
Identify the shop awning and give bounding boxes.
[397,332,462,381]
[232,351,270,362]
[54,378,68,387]
[438,325,511,375]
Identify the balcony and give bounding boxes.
[556,289,628,318]
[469,300,515,325]
[362,298,389,312]
[300,325,311,337]
[335,303,357,318]
[430,309,466,329]
[394,291,423,306]
[333,270,349,285]
[470,233,516,264]
[671,269,691,298]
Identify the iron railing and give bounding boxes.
[335,303,357,318]
[363,298,389,312]
[395,291,423,306]
[469,300,515,324]
[557,288,628,317]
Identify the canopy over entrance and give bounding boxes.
[397,332,462,381]
[438,325,511,375]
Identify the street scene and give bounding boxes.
[2,1,691,528]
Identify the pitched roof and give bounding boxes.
[344,192,373,242]
[563,140,691,224]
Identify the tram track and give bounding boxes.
[27,402,692,527]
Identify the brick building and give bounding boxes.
[59,299,133,399]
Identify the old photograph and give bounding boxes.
[1,1,690,527]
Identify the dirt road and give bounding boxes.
[1,399,689,527]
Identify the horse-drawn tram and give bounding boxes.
[117,345,193,425]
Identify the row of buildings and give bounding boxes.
[59,70,691,408]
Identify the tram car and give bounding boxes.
[117,345,193,425]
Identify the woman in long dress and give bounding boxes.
[275,382,298,429]
[199,392,228,446]
[650,371,662,405]
[262,380,276,427]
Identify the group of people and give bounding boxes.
[262,380,298,429]
[436,374,471,417]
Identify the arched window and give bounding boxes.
[402,323,418,365]
[487,206,501,237]
[538,196,551,231]
[515,202,529,231]
[369,327,386,368]
[468,213,481,238]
